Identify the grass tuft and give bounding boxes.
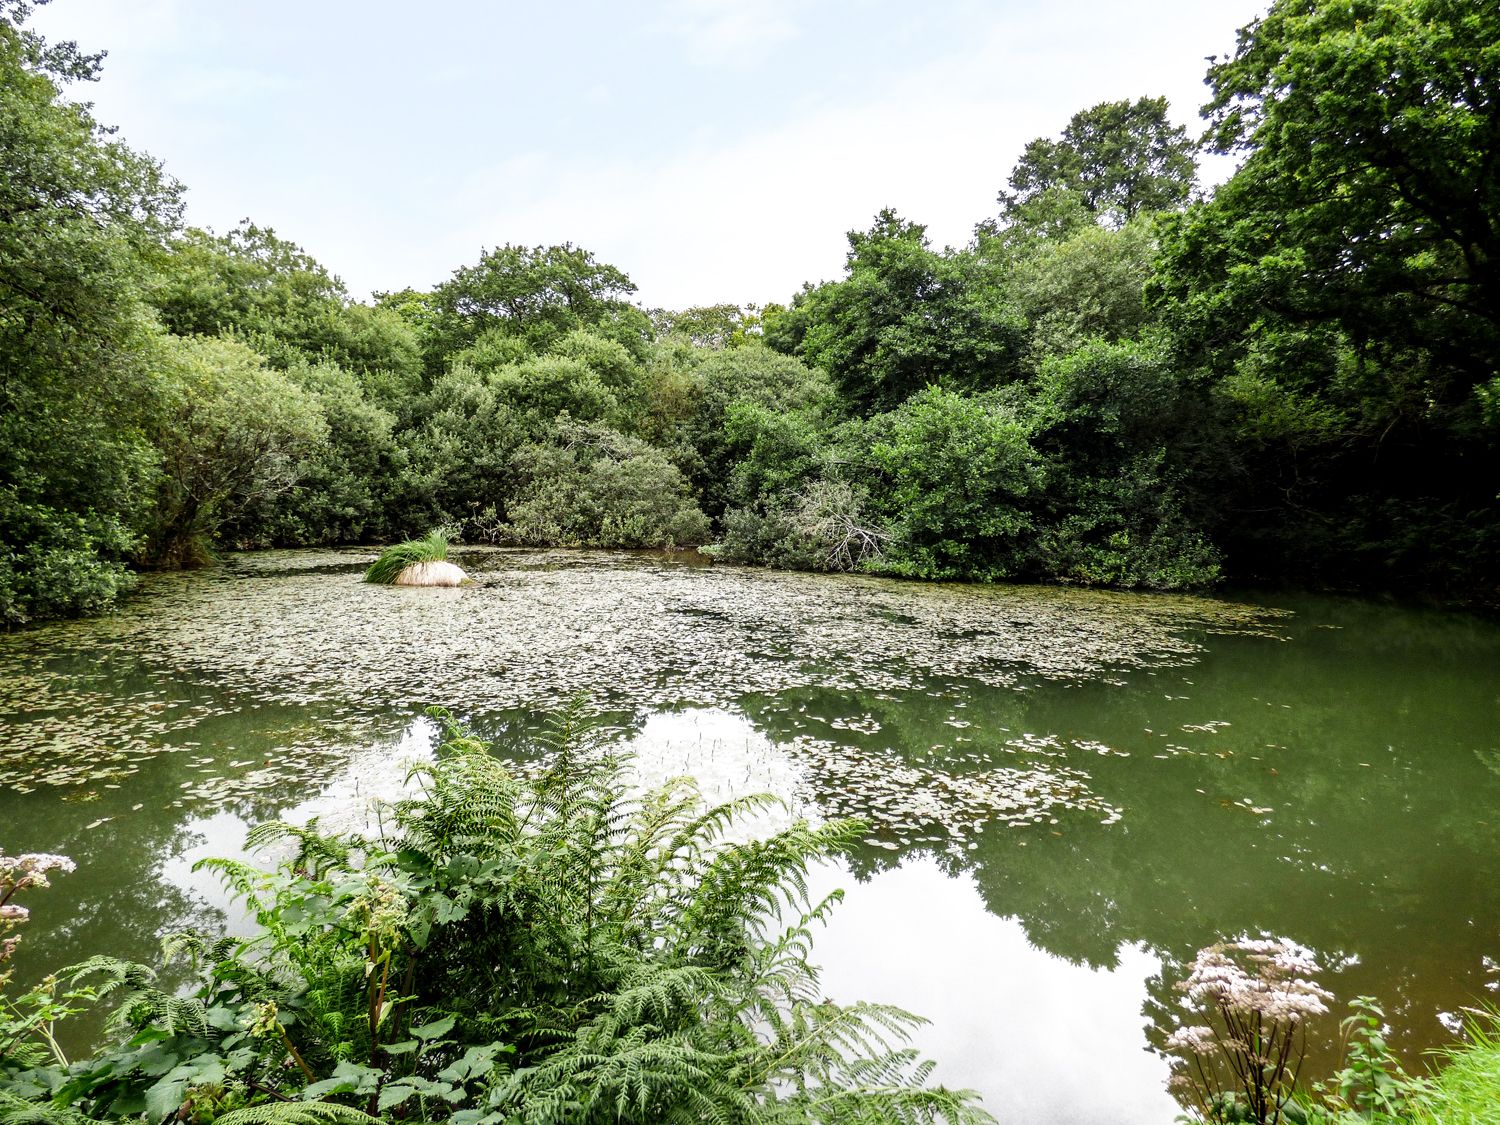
[1414,1010,1500,1125]
[363,530,449,585]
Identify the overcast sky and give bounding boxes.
[33,0,1267,310]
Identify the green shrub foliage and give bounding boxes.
[501,421,711,549]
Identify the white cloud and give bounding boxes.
[355,2,1263,308]
[655,0,803,66]
[27,0,1268,310]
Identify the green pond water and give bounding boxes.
[4,547,1500,1123]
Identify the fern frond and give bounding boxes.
[0,1088,91,1125]
[246,821,354,877]
[161,930,241,967]
[214,1103,381,1125]
[63,956,213,1039]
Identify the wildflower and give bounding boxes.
[2,852,76,892]
[1165,937,1334,1125]
[1165,1024,1217,1053]
[345,880,408,945]
[16,854,77,875]
[3,852,74,972]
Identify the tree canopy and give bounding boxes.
[4,0,1498,622]
[996,96,1198,230]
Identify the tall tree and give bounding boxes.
[1154,0,1500,593]
[768,209,1025,415]
[148,221,422,384]
[1175,0,1499,400]
[0,0,182,622]
[429,243,645,364]
[997,97,1198,230]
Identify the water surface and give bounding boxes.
[4,548,1499,1122]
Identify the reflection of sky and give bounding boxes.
[622,707,815,832]
[809,858,1177,1125]
[159,719,442,936]
[624,707,1177,1121]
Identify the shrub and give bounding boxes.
[718,479,888,573]
[502,421,710,549]
[679,346,835,518]
[144,336,326,568]
[1029,339,1222,588]
[857,387,1046,581]
[0,501,140,627]
[225,361,408,548]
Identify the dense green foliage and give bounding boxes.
[0,715,992,1124]
[1153,0,1500,592]
[0,1,179,623]
[4,0,1497,625]
[995,96,1198,230]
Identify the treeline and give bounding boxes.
[3,0,1496,625]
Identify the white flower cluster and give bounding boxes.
[2,851,76,972]
[1178,937,1334,1022]
[1164,1023,1218,1053]
[1164,937,1335,1118]
[2,852,78,891]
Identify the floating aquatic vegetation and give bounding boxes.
[0,548,1290,822]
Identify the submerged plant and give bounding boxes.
[18,712,991,1125]
[1165,938,1334,1125]
[362,530,449,585]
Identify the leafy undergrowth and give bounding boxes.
[0,708,992,1125]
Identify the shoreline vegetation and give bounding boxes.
[1,714,998,1125]
[3,0,1497,628]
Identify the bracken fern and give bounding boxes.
[13,706,992,1125]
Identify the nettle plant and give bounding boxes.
[1165,938,1334,1125]
[4,713,991,1125]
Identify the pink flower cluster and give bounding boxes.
[1178,937,1334,1023]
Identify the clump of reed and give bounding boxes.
[362,530,449,585]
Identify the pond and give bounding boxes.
[4,547,1499,1123]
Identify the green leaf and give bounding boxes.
[411,1016,456,1042]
